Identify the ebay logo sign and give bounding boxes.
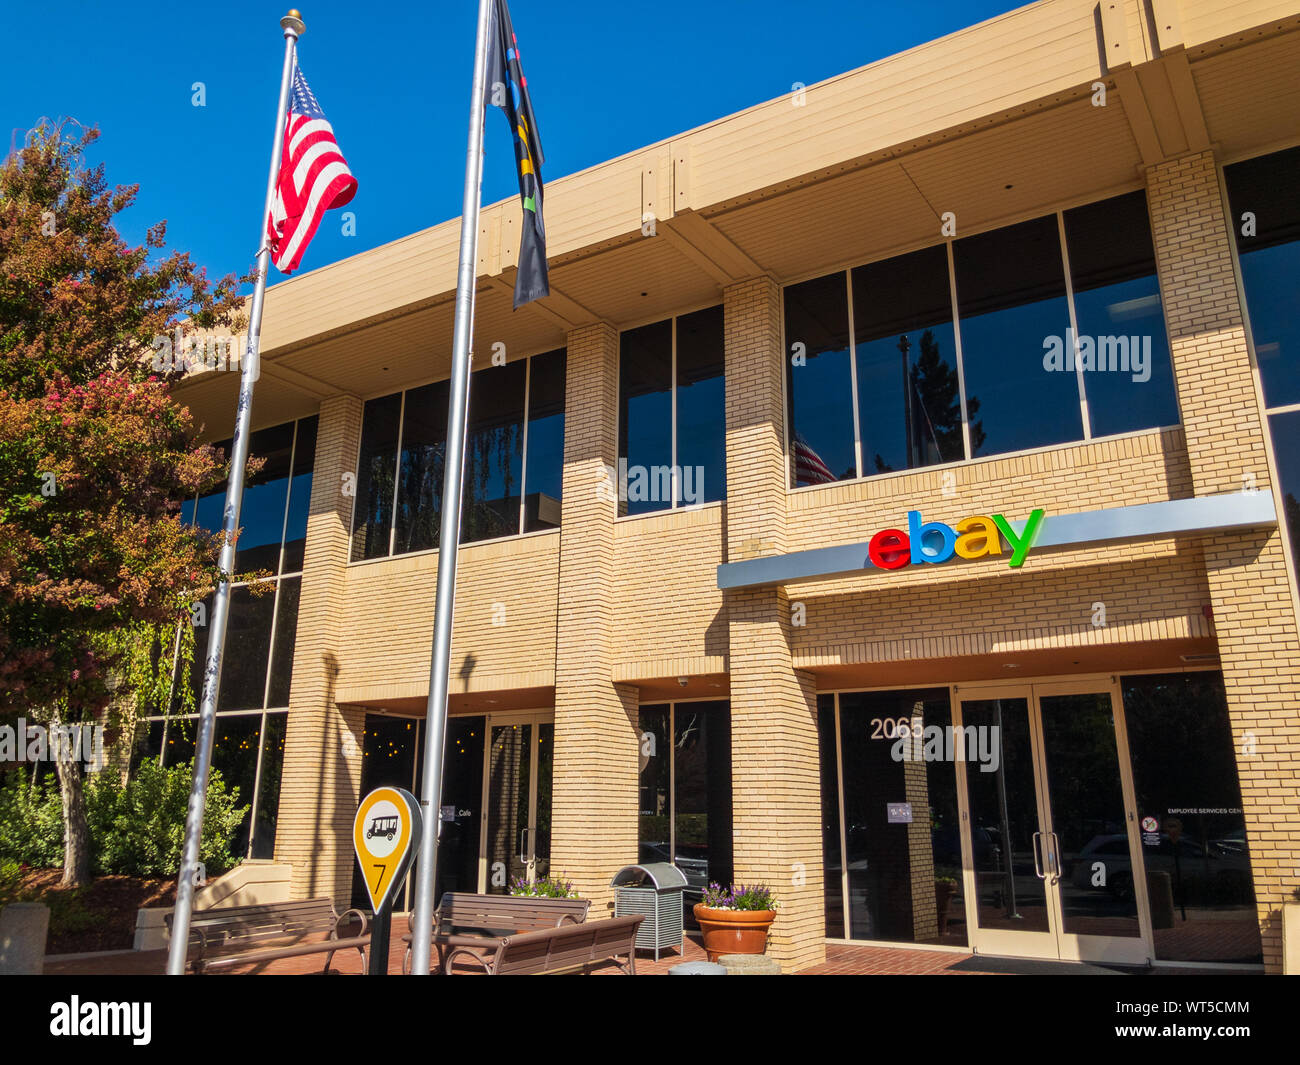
[866,509,1047,570]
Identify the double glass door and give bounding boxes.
[480,712,553,894]
[956,680,1150,963]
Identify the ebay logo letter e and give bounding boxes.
[867,509,1046,570]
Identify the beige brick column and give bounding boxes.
[723,275,825,971]
[1147,151,1300,972]
[550,322,639,915]
[274,394,367,904]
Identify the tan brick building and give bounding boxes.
[163,0,1300,973]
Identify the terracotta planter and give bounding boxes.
[693,904,776,962]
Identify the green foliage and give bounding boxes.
[0,770,64,867]
[0,758,246,877]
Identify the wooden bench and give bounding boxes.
[402,893,590,974]
[445,915,644,975]
[165,898,370,974]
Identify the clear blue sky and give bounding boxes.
[2,0,1027,288]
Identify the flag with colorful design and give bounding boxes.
[266,65,357,275]
[485,0,549,308]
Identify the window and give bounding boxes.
[133,708,288,861]
[619,310,725,514]
[1063,191,1180,437]
[638,702,732,915]
[1226,147,1300,596]
[183,415,316,714]
[1121,672,1262,964]
[820,689,968,946]
[351,349,566,560]
[784,193,1179,485]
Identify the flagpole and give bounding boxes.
[166,9,304,977]
[409,0,493,975]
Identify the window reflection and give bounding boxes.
[1225,145,1300,409]
[1122,672,1262,964]
[351,392,402,560]
[785,273,857,485]
[853,245,971,472]
[955,215,1082,457]
[1064,191,1179,436]
[675,307,726,505]
[619,321,673,516]
[828,690,966,946]
[524,350,566,531]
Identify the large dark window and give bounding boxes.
[183,416,314,714]
[618,312,723,515]
[523,349,566,531]
[955,215,1081,456]
[786,193,1177,485]
[1226,145,1300,409]
[637,702,732,917]
[825,689,967,946]
[853,244,967,474]
[785,273,856,485]
[1121,672,1262,964]
[1063,192,1179,437]
[353,349,565,558]
[352,391,402,560]
[1226,147,1300,600]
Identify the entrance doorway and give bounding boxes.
[351,709,553,911]
[480,711,553,894]
[954,679,1149,963]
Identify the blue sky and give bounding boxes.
[2,0,1026,288]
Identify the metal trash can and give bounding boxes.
[611,863,687,960]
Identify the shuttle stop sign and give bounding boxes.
[353,787,423,913]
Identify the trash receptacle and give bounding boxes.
[611,863,688,961]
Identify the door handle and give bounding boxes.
[518,827,529,865]
[1049,832,1062,883]
[1032,831,1046,880]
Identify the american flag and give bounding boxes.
[793,430,837,486]
[266,66,356,274]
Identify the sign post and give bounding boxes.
[353,787,422,976]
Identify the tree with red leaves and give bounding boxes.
[0,122,251,885]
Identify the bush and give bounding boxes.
[0,758,247,878]
[509,874,577,899]
[87,757,247,878]
[0,770,64,868]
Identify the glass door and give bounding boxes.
[479,711,553,894]
[954,680,1150,964]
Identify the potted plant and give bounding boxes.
[693,882,777,961]
[509,874,577,898]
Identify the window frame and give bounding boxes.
[346,347,567,563]
[616,303,727,516]
[781,184,1182,491]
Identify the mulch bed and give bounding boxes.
[7,867,176,954]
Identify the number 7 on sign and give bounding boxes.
[371,862,388,897]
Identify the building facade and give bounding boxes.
[154,0,1300,972]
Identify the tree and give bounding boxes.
[0,122,249,885]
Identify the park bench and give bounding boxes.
[402,892,590,974]
[444,914,644,975]
[165,898,370,974]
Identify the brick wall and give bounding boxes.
[549,322,641,914]
[724,276,826,971]
[274,394,367,904]
[1146,150,1300,973]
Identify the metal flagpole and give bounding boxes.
[166,9,304,976]
[409,0,493,975]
